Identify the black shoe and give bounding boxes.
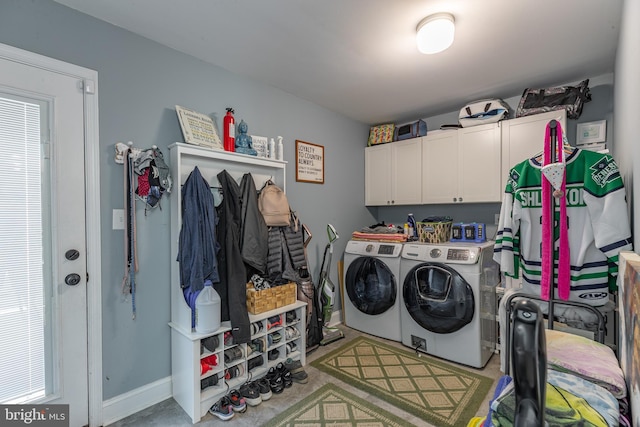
[276,362,293,388]
[257,377,272,401]
[248,355,264,371]
[239,381,262,407]
[286,310,297,324]
[267,367,285,394]
[200,374,219,390]
[268,348,280,360]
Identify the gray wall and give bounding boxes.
[0,0,374,400]
[374,74,616,235]
[615,0,640,247]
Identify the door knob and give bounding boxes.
[65,273,81,286]
[65,249,80,261]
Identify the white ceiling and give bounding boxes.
[53,0,622,125]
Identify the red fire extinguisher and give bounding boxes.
[223,108,235,152]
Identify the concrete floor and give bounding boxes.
[108,326,502,426]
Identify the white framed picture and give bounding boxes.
[576,120,606,145]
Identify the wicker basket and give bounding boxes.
[246,282,297,314]
[417,220,453,243]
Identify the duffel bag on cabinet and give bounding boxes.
[458,98,510,127]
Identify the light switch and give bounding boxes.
[113,209,125,230]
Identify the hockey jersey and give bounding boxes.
[493,148,632,306]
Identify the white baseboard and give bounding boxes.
[102,376,172,426]
[328,309,342,327]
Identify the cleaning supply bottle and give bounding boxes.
[276,136,284,160]
[223,108,235,152]
[407,213,417,241]
[195,280,221,333]
[268,138,276,159]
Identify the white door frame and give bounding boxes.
[0,43,103,426]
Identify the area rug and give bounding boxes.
[310,336,493,427]
[262,383,414,427]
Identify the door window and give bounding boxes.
[0,95,54,403]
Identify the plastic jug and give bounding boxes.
[195,281,221,333]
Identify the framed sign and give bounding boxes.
[576,120,606,145]
[175,105,223,150]
[295,140,324,184]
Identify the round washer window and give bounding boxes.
[346,256,396,315]
[403,263,474,333]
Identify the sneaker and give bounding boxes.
[285,326,300,340]
[248,355,264,371]
[286,342,297,356]
[286,310,297,324]
[200,374,219,390]
[268,348,280,360]
[227,389,247,413]
[276,362,293,388]
[267,367,285,394]
[267,315,282,330]
[257,377,272,401]
[209,396,234,421]
[284,358,309,384]
[239,381,262,407]
[268,331,282,345]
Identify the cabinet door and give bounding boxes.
[391,139,422,205]
[364,144,391,206]
[365,144,392,206]
[458,123,502,203]
[501,110,567,191]
[421,131,459,203]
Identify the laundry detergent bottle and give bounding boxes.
[195,280,221,333]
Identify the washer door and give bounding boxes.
[346,256,397,315]
[403,262,474,333]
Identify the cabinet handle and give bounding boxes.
[453,197,457,202]
[391,200,395,204]
[459,197,463,202]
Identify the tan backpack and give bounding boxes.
[258,180,291,227]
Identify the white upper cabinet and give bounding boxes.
[365,138,422,206]
[421,131,459,203]
[500,110,567,191]
[422,123,501,204]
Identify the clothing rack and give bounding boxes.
[546,119,558,329]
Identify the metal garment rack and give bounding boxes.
[503,119,608,376]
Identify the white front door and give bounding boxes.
[0,48,99,427]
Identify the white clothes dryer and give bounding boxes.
[343,240,403,341]
[400,241,498,368]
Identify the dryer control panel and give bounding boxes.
[401,243,487,264]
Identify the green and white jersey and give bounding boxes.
[493,148,632,306]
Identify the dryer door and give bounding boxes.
[346,256,397,315]
[403,262,474,333]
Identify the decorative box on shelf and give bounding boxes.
[246,282,296,314]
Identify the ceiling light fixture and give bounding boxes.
[416,12,455,54]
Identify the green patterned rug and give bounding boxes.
[310,336,493,427]
[263,383,414,427]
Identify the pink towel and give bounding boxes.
[541,122,570,300]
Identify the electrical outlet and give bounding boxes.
[411,335,426,350]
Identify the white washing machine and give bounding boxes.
[343,240,403,341]
[400,241,498,368]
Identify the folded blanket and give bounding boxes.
[351,231,407,242]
